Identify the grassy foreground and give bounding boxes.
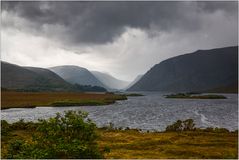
[1,114,238,159]
[1,91,127,109]
[98,129,238,159]
[2,128,237,159]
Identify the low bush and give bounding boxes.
[166,119,195,132]
[203,127,214,132]
[5,111,104,159]
[10,120,37,131]
[166,119,232,133]
[204,127,229,133]
[1,120,10,136]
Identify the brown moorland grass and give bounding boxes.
[1,128,238,159]
[97,129,238,159]
[1,91,127,109]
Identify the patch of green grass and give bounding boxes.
[50,96,129,106]
[192,94,227,99]
[124,93,144,97]
[111,95,128,100]
[50,100,107,106]
[165,93,226,99]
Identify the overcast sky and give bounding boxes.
[1,1,238,81]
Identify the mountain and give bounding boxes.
[49,65,106,88]
[1,61,72,91]
[206,82,238,93]
[1,62,107,92]
[91,71,129,90]
[126,74,143,89]
[128,46,238,93]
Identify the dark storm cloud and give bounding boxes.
[2,1,238,44]
[198,1,238,13]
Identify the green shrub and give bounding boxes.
[166,119,196,132]
[204,127,214,132]
[214,127,229,133]
[6,140,25,159]
[11,119,26,130]
[10,119,37,130]
[103,146,111,153]
[5,111,104,159]
[204,127,229,133]
[166,119,232,133]
[183,119,195,131]
[1,120,10,136]
[166,120,184,131]
[101,122,115,131]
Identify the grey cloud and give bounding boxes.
[2,1,238,45]
[198,1,238,13]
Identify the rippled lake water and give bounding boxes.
[1,92,238,131]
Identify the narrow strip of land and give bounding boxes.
[165,93,226,99]
[1,91,127,109]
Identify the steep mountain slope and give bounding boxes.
[128,46,238,93]
[206,82,238,93]
[1,61,72,91]
[49,65,106,88]
[126,74,143,89]
[91,71,129,90]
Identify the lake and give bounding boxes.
[1,92,238,131]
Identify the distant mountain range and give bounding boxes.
[1,62,129,92]
[2,46,238,93]
[49,65,106,88]
[1,62,106,92]
[128,46,238,93]
[1,61,72,91]
[49,66,130,90]
[91,71,129,90]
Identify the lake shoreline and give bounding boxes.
[2,117,238,159]
[2,92,238,131]
[1,91,127,110]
